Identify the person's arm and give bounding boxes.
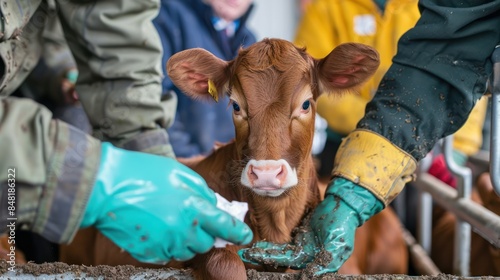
[0,97,100,244]
[240,0,500,274]
[359,0,500,161]
[0,97,253,263]
[56,0,175,157]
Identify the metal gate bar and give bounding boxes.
[413,174,500,250]
[414,173,500,244]
[443,136,472,276]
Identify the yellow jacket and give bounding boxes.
[294,0,487,155]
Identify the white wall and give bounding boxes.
[247,0,301,41]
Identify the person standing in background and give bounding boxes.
[154,0,257,158]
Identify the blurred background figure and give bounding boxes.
[154,0,257,158]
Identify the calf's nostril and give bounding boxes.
[276,165,288,182]
[248,165,259,182]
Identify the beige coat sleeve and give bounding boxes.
[55,0,176,157]
[0,97,101,244]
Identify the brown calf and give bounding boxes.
[60,38,407,279]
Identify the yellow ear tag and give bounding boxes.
[208,79,219,102]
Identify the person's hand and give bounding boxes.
[239,178,383,275]
[81,143,253,264]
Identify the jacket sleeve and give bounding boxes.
[0,97,101,244]
[358,0,500,161]
[55,0,175,157]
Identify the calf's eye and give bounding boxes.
[302,100,310,111]
[232,101,241,112]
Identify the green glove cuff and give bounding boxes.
[325,177,384,225]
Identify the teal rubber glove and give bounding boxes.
[81,143,253,264]
[239,178,383,275]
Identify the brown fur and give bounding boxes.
[60,38,406,279]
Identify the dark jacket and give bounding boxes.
[154,0,257,157]
[358,0,500,161]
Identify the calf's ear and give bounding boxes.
[316,43,379,94]
[167,48,230,101]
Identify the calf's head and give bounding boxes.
[167,38,379,198]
